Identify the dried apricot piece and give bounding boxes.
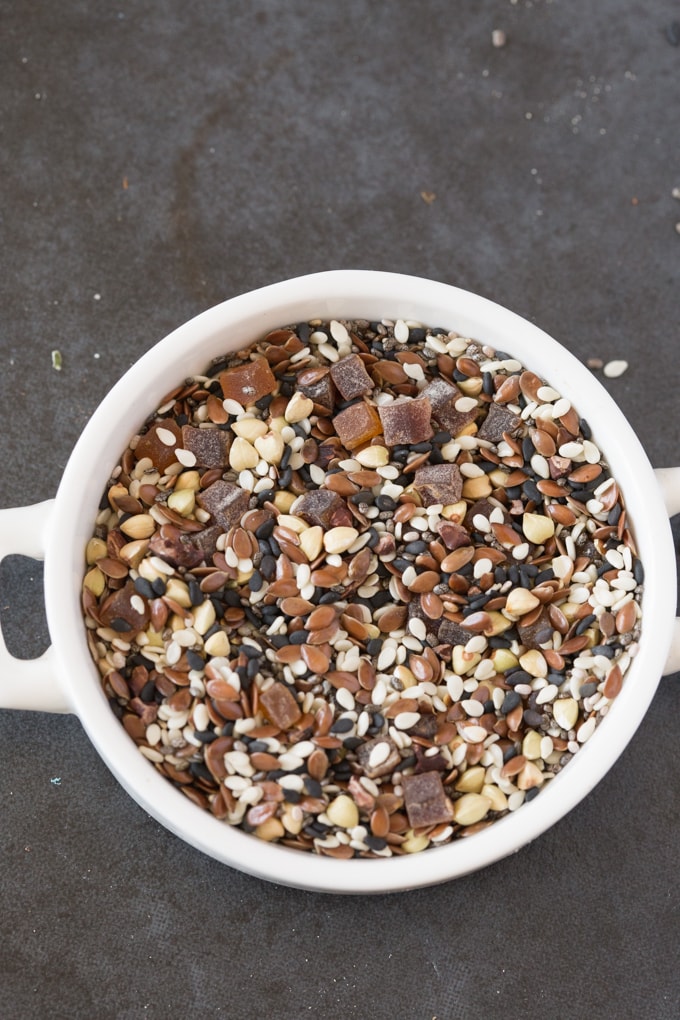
[333,401,383,451]
[260,682,302,729]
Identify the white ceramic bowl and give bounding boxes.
[2,271,679,894]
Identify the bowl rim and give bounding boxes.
[45,270,676,893]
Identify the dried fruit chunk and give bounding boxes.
[333,401,383,451]
[465,498,510,535]
[421,378,477,436]
[413,463,463,507]
[259,682,302,729]
[477,402,522,442]
[196,480,250,530]
[378,396,433,446]
[438,520,471,550]
[296,489,353,529]
[402,771,453,829]
[134,420,182,471]
[219,358,277,405]
[181,425,229,468]
[437,618,478,647]
[149,524,205,568]
[517,607,553,650]
[100,580,150,633]
[190,524,223,562]
[356,736,401,779]
[329,354,373,400]
[297,368,336,411]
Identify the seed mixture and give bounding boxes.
[82,317,643,858]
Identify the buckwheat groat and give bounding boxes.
[82,316,643,859]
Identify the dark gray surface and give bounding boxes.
[1,2,679,1018]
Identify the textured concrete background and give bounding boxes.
[1,2,679,1017]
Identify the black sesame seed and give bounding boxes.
[501,691,521,715]
[507,669,532,687]
[304,777,323,798]
[186,649,205,671]
[260,554,277,580]
[343,736,363,750]
[193,729,218,744]
[189,762,216,786]
[249,570,263,592]
[110,618,132,633]
[140,680,156,703]
[133,577,155,599]
[330,717,354,734]
[591,644,616,658]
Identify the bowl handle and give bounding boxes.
[656,468,680,676]
[0,500,72,713]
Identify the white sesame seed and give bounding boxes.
[603,359,628,378]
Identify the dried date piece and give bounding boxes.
[378,396,433,446]
[295,489,353,529]
[329,354,374,400]
[181,425,229,468]
[477,402,522,443]
[219,358,277,405]
[402,771,453,829]
[100,580,150,632]
[421,378,477,436]
[438,521,471,550]
[297,367,336,412]
[413,463,463,506]
[437,618,478,647]
[149,524,205,568]
[517,607,552,650]
[356,736,401,779]
[196,480,250,529]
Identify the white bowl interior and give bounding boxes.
[45,271,676,892]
